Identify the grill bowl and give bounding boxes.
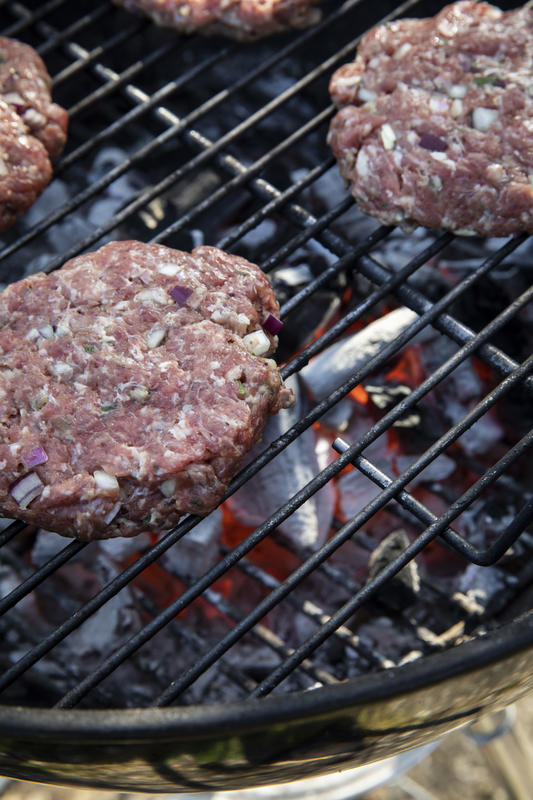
[0,0,533,791]
[1,613,533,791]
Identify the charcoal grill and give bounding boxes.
[0,0,533,792]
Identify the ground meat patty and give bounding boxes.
[114,0,321,39]
[0,242,294,541]
[328,1,533,237]
[0,37,68,232]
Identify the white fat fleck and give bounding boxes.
[428,175,443,191]
[134,287,169,305]
[226,365,243,381]
[114,301,129,311]
[406,131,418,145]
[355,148,370,177]
[157,261,185,276]
[9,443,20,455]
[93,470,119,491]
[450,98,463,117]
[472,107,499,131]
[429,95,449,113]
[336,74,361,89]
[449,84,467,99]
[454,228,478,236]
[38,324,54,339]
[55,321,71,336]
[380,123,396,150]
[146,326,167,348]
[51,361,73,378]
[210,309,226,324]
[237,313,250,327]
[104,502,122,525]
[4,92,24,105]
[392,150,403,167]
[169,420,192,441]
[358,87,377,103]
[488,164,505,184]
[0,160,7,177]
[129,385,150,402]
[393,42,412,59]
[430,153,456,170]
[26,328,40,341]
[242,329,270,356]
[160,478,176,497]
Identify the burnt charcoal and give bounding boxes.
[368,530,420,611]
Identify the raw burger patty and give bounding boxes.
[0,37,68,232]
[114,0,321,39]
[328,1,533,236]
[0,242,294,540]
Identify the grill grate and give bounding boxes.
[0,0,532,715]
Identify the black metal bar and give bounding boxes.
[55,351,533,708]
[251,426,533,698]
[0,0,421,274]
[0,514,204,695]
[1,0,67,36]
[0,540,86,615]
[333,442,533,566]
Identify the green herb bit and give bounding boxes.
[237,379,246,397]
[473,74,500,87]
[84,345,95,352]
[101,403,117,412]
[235,269,249,276]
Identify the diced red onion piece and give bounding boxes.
[169,285,193,306]
[262,314,283,335]
[419,133,447,152]
[9,472,43,508]
[24,447,48,468]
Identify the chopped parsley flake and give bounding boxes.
[235,269,249,276]
[84,345,95,352]
[101,403,117,412]
[237,379,246,397]
[473,74,501,87]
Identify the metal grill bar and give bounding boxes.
[2,0,66,36]
[0,228,529,704]
[133,589,258,695]
[38,7,111,59]
[4,0,527,397]
[221,551,393,669]
[0,0,417,271]
[53,348,533,707]
[333,443,533,567]
[0,0,531,716]
[0,540,86,616]
[251,426,533,697]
